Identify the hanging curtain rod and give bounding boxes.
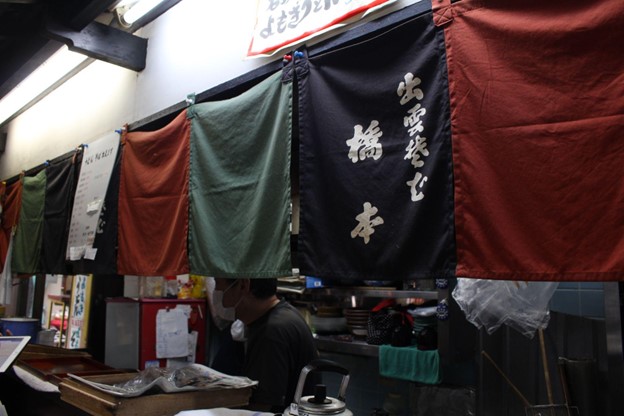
[4,146,82,186]
[127,0,431,132]
[3,1,432,184]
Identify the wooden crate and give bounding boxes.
[17,353,131,386]
[59,373,253,416]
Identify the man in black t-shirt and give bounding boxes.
[213,277,319,413]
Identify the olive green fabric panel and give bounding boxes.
[188,71,292,278]
[12,169,47,273]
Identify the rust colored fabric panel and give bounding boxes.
[118,110,191,275]
[0,181,23,270]
[0,182,5,271]
[444,0,624,280]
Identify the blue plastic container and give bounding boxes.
[0,317,40,340]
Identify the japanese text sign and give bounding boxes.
[248,0,396,56]
[66,132,120,261]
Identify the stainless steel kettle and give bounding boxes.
[284,359,353,416]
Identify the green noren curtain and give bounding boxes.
[188,71,292,278]
[12,169,46,273]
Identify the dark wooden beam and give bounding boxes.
[44,19,147,72]
[0,0,40,4]
[72,0,117,29]
[49,0,119,31]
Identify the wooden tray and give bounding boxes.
[19,344,93,360]
[17,356,124,384]
[59,373,253,416]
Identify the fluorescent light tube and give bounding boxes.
[0,46,88,126]
[121,0,166,25]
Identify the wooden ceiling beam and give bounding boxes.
[50,0,119,31]
[44,18,147,72]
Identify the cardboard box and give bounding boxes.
[59,373,253,416]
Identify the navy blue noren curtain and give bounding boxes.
[297,12,456,281]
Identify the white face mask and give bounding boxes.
[230,319,247,342]
[207,278,238,330]
[212,289,236,323]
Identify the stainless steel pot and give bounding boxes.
[284,359,353,416]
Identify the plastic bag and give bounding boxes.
[452,279,558,338]
[69,364,257,397]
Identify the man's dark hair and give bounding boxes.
[249,278,277,299]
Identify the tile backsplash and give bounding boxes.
[550,282,604,319]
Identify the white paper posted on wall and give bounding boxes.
[156,307,189,359]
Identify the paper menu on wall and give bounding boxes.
[66,131,120,261]
[165,331,198,368]
[156,308,189,359]
[187,330,198,363]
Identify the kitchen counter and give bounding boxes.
[314,334,379,357]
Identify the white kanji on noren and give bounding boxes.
[407,171,428,202]
[403,103,427,136]
[404,135,430,168]
[397,72,424,105]
[398,71,429,203]
[351,202,384,244]
[346,120,383,163]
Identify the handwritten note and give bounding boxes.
[156,308,189,359]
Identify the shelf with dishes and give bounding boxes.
[282,278,446,357]
[278,276,440,299]
[308,303,439,357]
[314,334,380,357]
[305,287,438,301]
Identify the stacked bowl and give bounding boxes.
[343,308,371,338]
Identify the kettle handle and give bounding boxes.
[304,358,349,375]
[292,359,350,406]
